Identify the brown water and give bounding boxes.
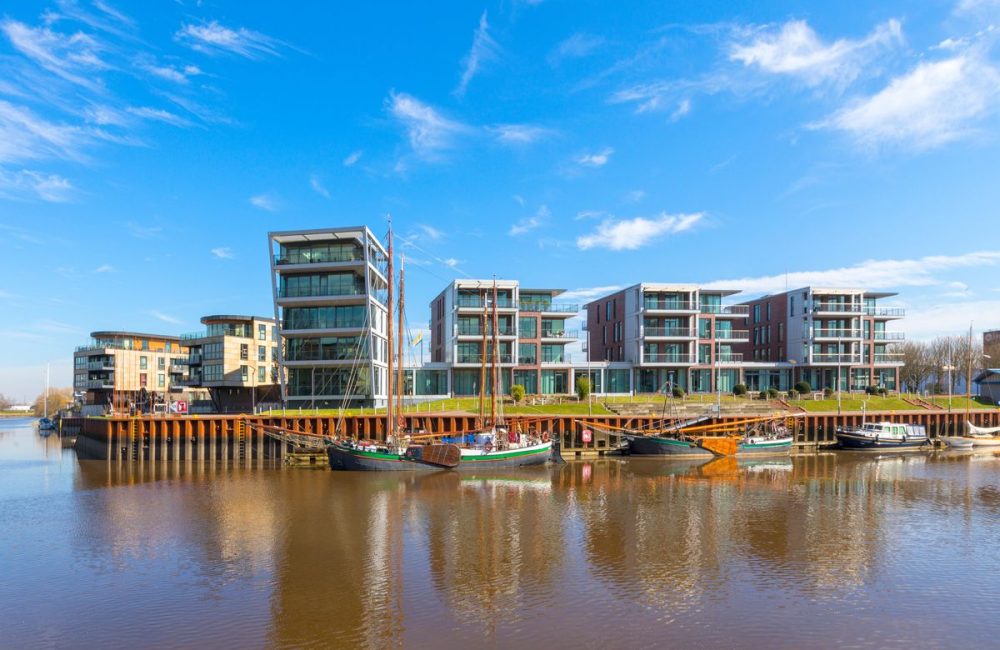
[4,418,1000,649]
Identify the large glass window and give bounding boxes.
[541,344,564,363]
[518,343,537,364]
[203,342,223,360]
[287,367,372,397]
[206,322,251,337]
[278,242,363,265]
[203,364,223,382]
[513,370,537,394]
[285,336,368,361]
[139,356,148,369]
[606,369,629,393]
[283,305,367,330]
[279,272,365,298]
[540,370,567,394]
[519,316,537,338]
[540,319,565,337]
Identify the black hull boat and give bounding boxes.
[835,421,929,451]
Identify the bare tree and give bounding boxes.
[897,341,933,394]
[953,334,984,396]
[928,337,955,393]
[0,392,11,411]
[32,387,75,417]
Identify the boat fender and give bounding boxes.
[541,431,550,443]
[901,435,906,443]
[874,435,879,443]
[484,441,493,453]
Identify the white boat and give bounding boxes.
[940,436,974,449]
[954,422,1000,447]
[835,421,929,450]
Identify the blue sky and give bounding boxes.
[2,0,1000,399]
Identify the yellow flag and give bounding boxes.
[412,331,424,346]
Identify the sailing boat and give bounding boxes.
[326,224,460,471]
[38,364,56,432]
[456,279,553,468]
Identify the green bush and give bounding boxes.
[733,383,748,396]
[823,387,834,398]
[865,385,878,395]
[787,389,798,399]
[575,376,591,402]
[878,387,889,396]
[672,386,685,398]
[767,387,780,399]
[511,384,525,404]
[794,380,812,394]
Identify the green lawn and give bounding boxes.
[264,397,611,417]
[785,397,917,412]
[925,396,997,410]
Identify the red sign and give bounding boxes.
[173,400,188,414]
[581,428,593,444]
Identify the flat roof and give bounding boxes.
[520,288,566,297]
[90,331,182,341]
[269,226,383,248]
[200,315,275,325]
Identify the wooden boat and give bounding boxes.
[958,422,1000,447]
[628,434,713,457]
[835,421,929,450]
[940,436,975,450]
[629,415,796,457]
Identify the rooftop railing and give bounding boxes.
[866,307,906,317]
[519,302,579,313]
[274,249,365,265]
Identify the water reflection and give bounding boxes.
[6,421,1000,648]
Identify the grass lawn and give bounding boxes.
[264,397,611,417]
[925,396,997,410]
[785,397,918,412]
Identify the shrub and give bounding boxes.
[865,385,878,395]
[511,384,525,404]
[823,387,834,398]
[787,389,798,399]
[672,386,685,398]
[767,387,780,399]
[794,380,812,394]
[733,383,748,396]
[878,387,889,396]
[575,376,591,402]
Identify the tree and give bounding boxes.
[898,341,933,394]
[0,392,11,411]
[953,334,984,395]
[32,387,75,417]
[511,384,525,404]
[575,376,591,402]
[928,337,956,393]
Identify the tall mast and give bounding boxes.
[967,322,974,422]
[478,289,487,429]
[397,254,406,431]
[385,220,394,441]
[491,278,500,427]
[45,363,50,419]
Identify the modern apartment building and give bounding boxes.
[268,226,389,408]
[985,329,1000,362]
[427,280,579,396]
[73,331,192,413]
[585,284,751,394]
[736,287,905,391]
[179,315,280,412]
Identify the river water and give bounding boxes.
[4,417,1000,649]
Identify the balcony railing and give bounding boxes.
[866,307,906,317]
[699,305,750,315]
[813,302,863,313]
[874,354,904,363]
[643,300,697,311]
[714,329,749,340]
[278,285,366,299]
[644,327,696,337]
[456,297,515,309]
[188,353,202,364]
[811,353,862,363]
[517,356,537,365]
[274,250,364,265]
[874,332,905,341]
[540,329,578,339]
[86,360,114,371]
[519,302,579,313]
[715,353,744,363]
[456,354,514,364]
[813,329,862,339]
[643,353,697,364]
[456,326,516,337]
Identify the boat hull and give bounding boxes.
[965,436,1000,448]
[940,436,975,449]
[458,442,553,469]
[736,437,793,455]
[327,444,444,472]
[835,430,928,451]
[628,435,714,457]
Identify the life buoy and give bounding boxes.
[541,431,550,443]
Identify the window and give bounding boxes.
[158,373,165,387]
[606,300,612,321]
[203,364,223,382]
[519,343,537,364]
[139,356,148,369]
[753,304,760,324]
[258,345,266,361]
[541,344,564,363]
[778,323,784,343]
[139,373,147,386]
[259,324,267,340]
[283,305,367,330]
[519,317,537,338]
[203,342,224,360]
[258,366,266,382]
[241,365,249,382]
[157,357,165,369]
[240,344,249,360]
[789,296,795,316]
[766,303,771,321]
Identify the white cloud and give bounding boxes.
[0,100,94,164]
[343,150,363,166]
[309,173,330,198]
[418,224,443,240]
[512,194,525,206]
[145,62,202,84]
[577,212,704,250]
[0,169,73,202]
[576,147,613,167]
[487,123,552,144]
[558,285,623,302]
[126,106,193,128]
[0,19,109,91]
[386,91,470,158]
[549,33,605,66]
[443,257,460,268]
[510,205,549,235]
[625,190,645,203]
[575,209,604,220]
[670,98,691,121]
[175,21,280,59]
[211,247,234,259]
[814,55,1000,150]
[149,310,182,325]
[456,11,499,97]
[93,263,114,273]
[901,299,1000,340]
[729,19,903,88]
[249,194,278,211]
[703,251,1000,294]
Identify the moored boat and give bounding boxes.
[458,434,553,469]
[737,434,794,455]
[628,434,714,457]
[835,421,929,450]
[940,436,975,450]
[326,439,460,472]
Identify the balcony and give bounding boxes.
[874,332,905,341]
[643,300,697,312]
[866,307,906,318]
[813,329,862,339]
[274,250,365,266]
[187,353,203,365]
[874,354,904,364]
[519,302,579,313]
[700,305,749,315]
[456,297,515,309]
[540,329,578,340]
[644,327,696,338]
[456,326,516,337]
[714,329,750,341]
[642,353,697,364]
[86,379,114,389]
[813,302,863,313]
[715,353,744,364]
[517,356,537,365]
[86,360,114,371]
[811,353,862,364]
[456,354,514,364]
